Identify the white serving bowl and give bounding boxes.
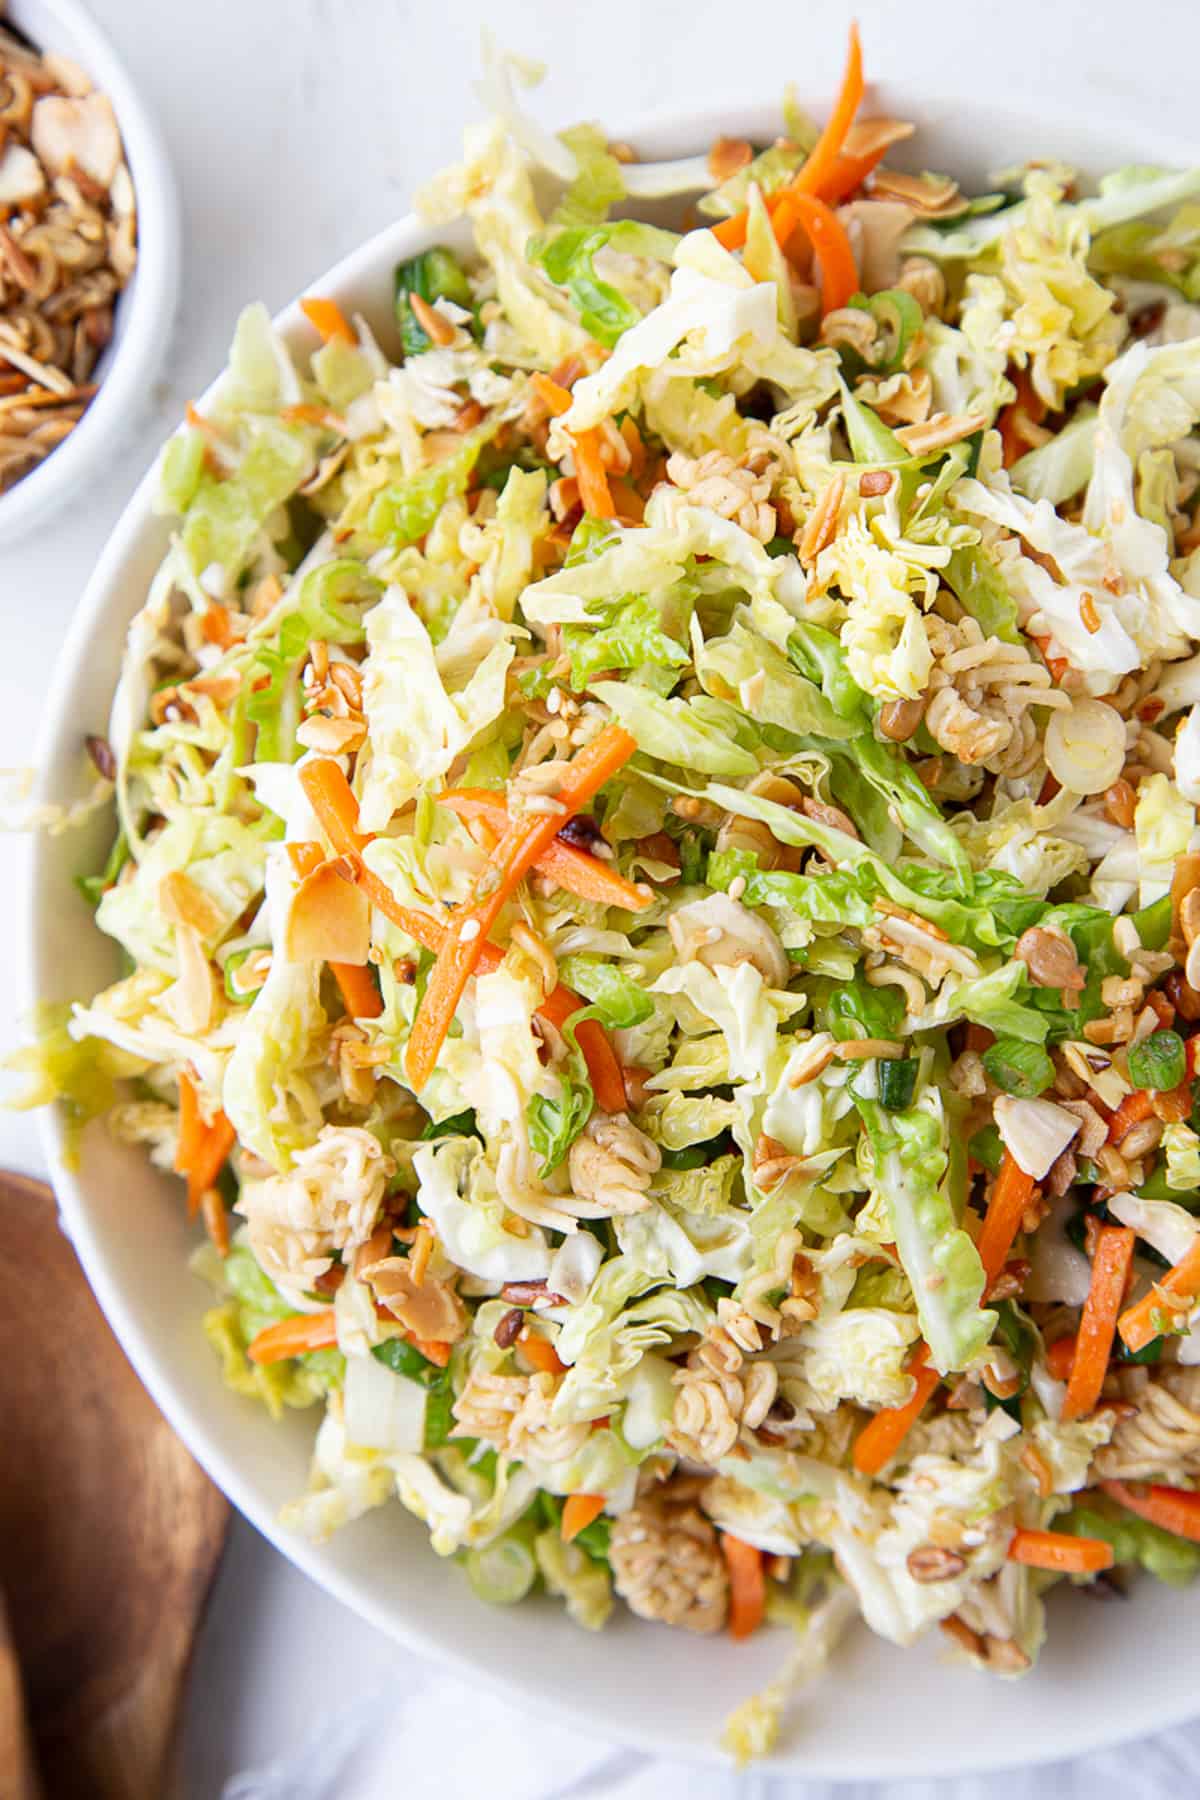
[0,0,179,545]
[28,90,1200,1780]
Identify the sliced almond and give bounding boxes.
[870,168,967,217]
[362,1256,466,1342]
[284,859,371,965]
[166,924,216,1035]
[31,92,121,188]
[0,142,44,206]
[158,870,225,939]
[841,117,917,162]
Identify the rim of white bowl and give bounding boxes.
[0,0,181,544]
[28,86,1200,1778]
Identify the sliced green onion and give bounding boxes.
[223,946,268,1004]
[846,287,923,374]
[463,1536,537,1606]
[969,1122,1004,1174]
[1127,1029,1186,1093]
[982,1038,1055,1098]
[878,1057,918,1111]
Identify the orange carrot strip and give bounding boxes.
[1030,632,1070,685]
[852,1345,939,1476]
[976,1151,1036,1289]
[1062,1225,1135,1422]
[1108,1088,1155,1144]
[405,725,637,1091]
[287,840,326,879]
[247,1309,339,1364]
[711,24,863,250]
[175,1068,202,1177]
[535,983,629,1114]
[175,1069,237,1216]
[298,759,629,1109]
[1100,1479,1200,1544]
[299,296,355,344]
[771,190,858,311]
[819,139,893,207]
[410,1335,453,1368]
[1046,1333,1078,1382]
[199,1186,231,1258]
[562,1493,606,1543]
[572,427,616,520]
[1007,1528,1114,1574]
[517,1327,566,1377]
[438,789,651,912]
[1118,1236,1200,1353]
[531,372,574,417]
[331,961,383,1020]
[721,1533,767,1641]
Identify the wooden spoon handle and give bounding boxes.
[0,1588,42,1800]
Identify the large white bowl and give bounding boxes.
[0,0,180,544]
[29,91,1200,1780]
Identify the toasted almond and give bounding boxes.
[284,859,371,965]
[408,291,457,347]
[158,870,225,938]
[797,473,845,565]
[295,713,366,754]
[895,409,989,454]
[168,923,216,1035]
[707,135,754,182]
[870,168,967,216]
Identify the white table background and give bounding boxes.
[4,0,1200,1792]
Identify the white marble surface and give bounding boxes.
[4,0,1200,1792]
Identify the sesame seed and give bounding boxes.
[460,918,481,943]
[727,876,747,901]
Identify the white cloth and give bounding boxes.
[222,1673,1200,1800]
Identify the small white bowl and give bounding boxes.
[0,0,180,545]
[27,90,1200,1781]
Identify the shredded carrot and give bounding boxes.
[299,295,355,344]
[175,1067,202,1178]
[175,1069,237,1215]
[819,138,893,208]
[298,758,630,1109]
[1118,1236,1200,1353]
[721,1532,767,1640]
[976,1151,1036,1289]
[199,1185,230,1258]
[536,982,629,1113]
[286,840,326,879]
[247,1309,339,1364]
[1101,1479,1200,1544]
[561,1493,606,1543]
[998,371,1047,468]
[853,1345,939,1476]
[1007,1527,1114,1575]
[531,372,574,417]
[1046,1333,1078,1382]
[517,1327,566,1377]
[1062,1225,1135,1422]
[405,724,638,1091]
[1108,1087,1155,1144]
[330,961,383,1020]
[410,1335,453,1368]
[771,190,858,311]
[712,24,863,250]
[438,789,651,912]
[572,427,616,520]
[1030,633,1070,685]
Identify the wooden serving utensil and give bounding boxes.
[0,1171,230,1799]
